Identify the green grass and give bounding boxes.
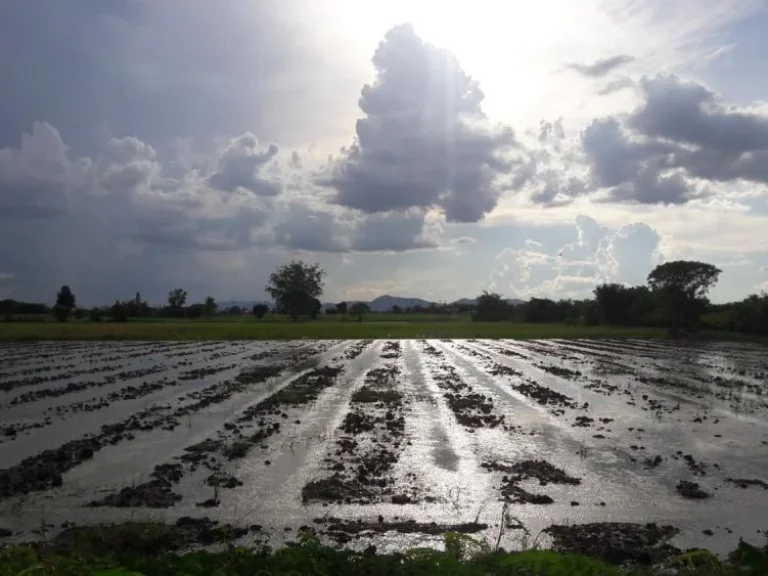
[2,527,767,576]
[0,320,667,341]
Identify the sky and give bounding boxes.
[1,0,768,306]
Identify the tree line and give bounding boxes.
[1,259,766,336]
[473,260,767,336]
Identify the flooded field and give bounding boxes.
[1,338,766,560]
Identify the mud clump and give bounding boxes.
[727,477,768,490]
[0,438,101,499]
[302,365,411,504]
[677,480,711,499]
[537,364,582,380]
[483,459,580,505]
[317,517,487,544]
[49,517,247,554]
[490,364,523,377]
[89,464,184,508]
[420,342,443,358]
[380,341,402,360]
[302,476,374,504]
[511,379,577,414]
[433,364,504,429]
[545,522,680,566]
[89,480,180,508]
[206,472,242,489]
[345,340,373,360]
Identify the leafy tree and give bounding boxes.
[265,260,325,321]
[167,288,187,310]
[392,305,402,314]
[73,308,85,320]
[731,292,768,335]
[335,301,348,315]
[88,307,102,322]
[252,304,269,319]
[53,285,76,322]
[203,296,217,317]
[594,283,638,325]
[111,300,129,323]
[349,302,369,322]
[128,292,149,318]
[647,260,721,333]
[276,290,318,320]
[185,303,204,319]
[311,298,322,320]
[473,291,511,322]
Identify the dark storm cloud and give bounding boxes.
[580,117,701,204]
[566,55,634,77]
[629,76,768,152]
[574,75,768,205]
[319,24,520,223]
[207,134,282,195]
[0,0,309,154]
[0,119,448,302]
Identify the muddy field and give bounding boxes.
[1,338,767,562]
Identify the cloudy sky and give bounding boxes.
[2,0,768,306]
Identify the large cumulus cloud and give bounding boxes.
[490,215,662,298]
[574,75,768,205]
[319,24,521,223]
[0,119,446,302]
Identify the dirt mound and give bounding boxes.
[49,517,247,554]
[677,480,710,499]
[545,522,680,565]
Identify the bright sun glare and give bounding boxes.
[318,0,609,125]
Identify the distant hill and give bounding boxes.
[217,300,269,311]
[220,295,526,313]
[368,295,432,312]
[451,297,525,307]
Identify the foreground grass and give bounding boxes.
[1,534,766,576]
[0,321,667,341]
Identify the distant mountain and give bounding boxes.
[451,297,525,307]
[219,295,526,313]
[368,295,432,312]
[217,300,269,311]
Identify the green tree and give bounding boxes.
[203,296,217,317]
[311,298,322,320]
[594,283,636,325]
[111,300,129,323]
[732,292,768,335]
[647,260,721,333]
[265,260,325,321]
[335,301,348,315]
[252,304,268,318]
[53,285,76,322]
[473,291,510,322]
[349,302,369,322]
[167,288,187,315]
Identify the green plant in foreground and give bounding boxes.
[2,530,768,576]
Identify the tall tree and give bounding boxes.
[203,296,217,317]
[473,291,510,322]
[168,288,187,309]
[349,302,370,322]
[265,260,325,321]
[594,283,635,325]
[252,304,268,319]
[335,301,348,316]
[647,260,721,333]
[53,285,76,322]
